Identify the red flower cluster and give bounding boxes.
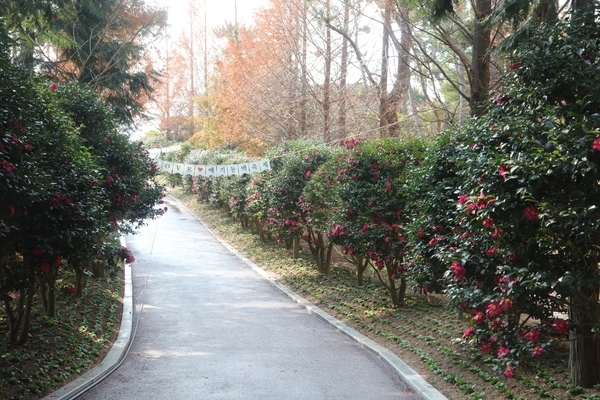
[524,206,539,221]
[450,260,466,281]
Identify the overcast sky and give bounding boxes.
[155,0,270,32]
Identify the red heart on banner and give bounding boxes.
[198,167,203,172]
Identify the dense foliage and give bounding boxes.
[1,26,164,345]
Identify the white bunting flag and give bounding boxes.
[239,163,250,175]
[260,159,271,171]
[194,165,205,177]
[161,162,173,173]
[228,164,240,176]
[173,163,185,175]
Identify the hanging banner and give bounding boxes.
[149,146,272,176]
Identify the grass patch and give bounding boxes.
[0,269,123,399]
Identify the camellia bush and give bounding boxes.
[1,27,164,344]
[264,140,331,258]
[435,7,600,386]
[300,153,343,274]
[330,137,425,306]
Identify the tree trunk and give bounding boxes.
[300,1,308,137]
[569,285,600,387]
[337,0,349,140]
[378,0,391,136]
[293,236,300,259]
[323,0,332,143]
[17,282,35,344]
[470,0,492,116]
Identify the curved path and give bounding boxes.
[74,196,434,400]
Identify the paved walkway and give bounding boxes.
[61,196,444,399]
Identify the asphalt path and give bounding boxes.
[78,196,420,400]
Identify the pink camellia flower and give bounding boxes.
[473,311,485,324]
[49,83,58,91]
[458,194,469,204]
[553,318,569,333]
[450,260,467,281]
[482,217,495,228]
[490,320,502,331]
[499,164,509,179]
[2,161,17,174]
[503,365,515,378]
[305,171,312,178]
[21,143,34,152]
[486,301,503,317]
[497,345,511,359]
[490,227,503,239]
[524,328,541,342]
[500,298,514,310]
[480,341,492,354]
[524,206,539,221]
[532,346,544,357]
[589,136,600,151]
[462,327,475,339]
[486,246,498,257]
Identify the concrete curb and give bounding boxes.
[172,196,448,400]
[42,237,134,400]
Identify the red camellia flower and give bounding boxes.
[497,345,511,359]
[480,341,492,354]
[592,137,600,151]
[532,346,544,357]
[2,160,17,174]
[482,217,495,228]
[499,164,508,179]
[486,301,503,317]
[450,260,467,281]
[552,318,569,333]
[503,365,515,378]
[458,194,469,204]
[462,327,475,339]
[494,95,510,105]
[69,286,76,294]
[490,227,503,239]
[524,328,540,342]
[509,62,522,71]
[40,263,50,273]
[500,298,514,310]
[490,320,502,331]
[33,248,44,257]
[473,311,485,323]
[486,246,498,257]
[524,206,539,221]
